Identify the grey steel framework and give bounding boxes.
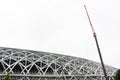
[0,47,117,80]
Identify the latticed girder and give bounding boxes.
[0,47,117,80]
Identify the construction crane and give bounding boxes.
[84,4,109,80]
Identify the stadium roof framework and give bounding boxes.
[0,47,117,80]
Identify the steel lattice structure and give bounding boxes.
[0,47,117,80]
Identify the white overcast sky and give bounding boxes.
[0,0,120,68]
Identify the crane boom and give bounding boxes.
[84,4,109,80]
